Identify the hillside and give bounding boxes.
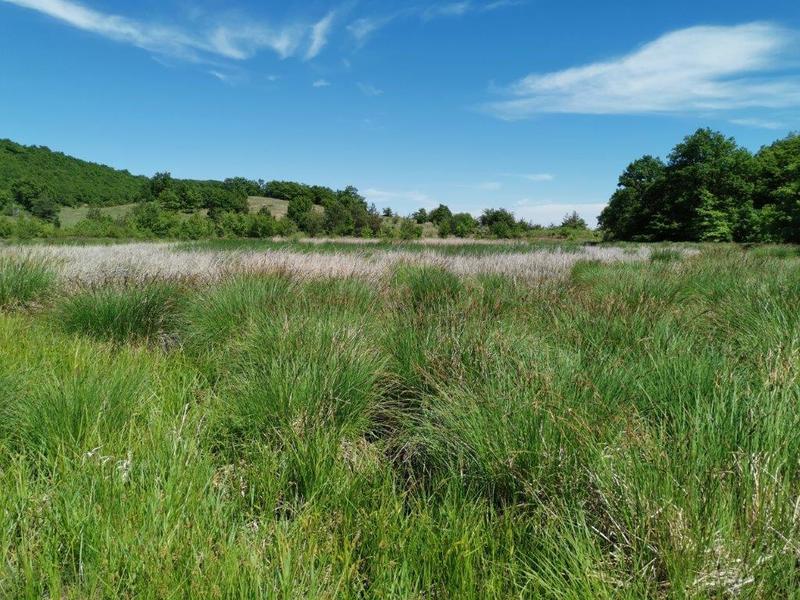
[58,197,309,226]
[0,139,146,206]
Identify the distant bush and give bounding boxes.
[399,220,423,240]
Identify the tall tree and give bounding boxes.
[754,133,800,243]
[599,156,665,240]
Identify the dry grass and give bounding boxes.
[0,242,671,286]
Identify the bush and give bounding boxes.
[0,217,14,238]
[248,212,276,238]
[399,219,423,240]
[177,213,216,240]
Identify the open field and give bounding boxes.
[58,197,301,227]
[58,203,139,227]
[0,241,798,598]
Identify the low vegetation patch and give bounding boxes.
[0,242,798,597]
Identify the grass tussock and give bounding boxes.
[0,254,56,309]
[0,242,799,597]
[56,282,184,343]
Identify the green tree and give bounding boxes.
[665,129,755,241]
[429,204,453,225]
[28,196,61,226]
[324,200,355,236]
[600,130,756,242]
[754,133,800,242]
[158,189,182,211]
[599,156,666,241]
[411,208,428,224]
[287,194,314,229]
[11,179,49,209]
[480,208,519,237]
[150,172,173,198]
[304,211,325,237]
[561,211,588,230]
[452,213,477,237]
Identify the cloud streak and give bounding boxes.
[484,22,800,118]
[1,0,331,62]
[306,11,335,60]
[347,1,522,45]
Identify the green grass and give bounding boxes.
[0,254,56,309]
[58,203,138,227]
[56,282,184,343]
[58,197,310,228]
[1,243,799,597]
[246,196,324,218]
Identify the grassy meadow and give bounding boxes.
[57,197,301,227]
[0,241,798,598]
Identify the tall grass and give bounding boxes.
[56,282,183,343]
[0,255,56,309]
[0,244,798,597]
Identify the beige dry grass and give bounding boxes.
[0,242,679,287]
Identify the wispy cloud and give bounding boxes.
[306,11,335,60]
[348,1,522,45]
[357,82,384,97]
[423,0,525,19]
[484,22,800,119]
[503,173,554,182]
[313,78,331,88]
[422,2,472,20]
[347,15,395,44]
[1,0,331,63]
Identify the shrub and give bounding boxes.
[399,219,423,240]
[177,213,216,240]
[0,217,14,237]
[248,212,276,238]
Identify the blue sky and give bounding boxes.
[1,0,799,226]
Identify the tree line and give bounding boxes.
[600,129,799,243]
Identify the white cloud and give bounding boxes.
[485,23,800,118]
[306,11,335,60]
[313,79,331,88]
[513,201,607,228]
[1,0,327,62]
[357,82,384,97]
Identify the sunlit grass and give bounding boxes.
[0,242,798,597]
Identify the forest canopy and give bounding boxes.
[599,129,800,243]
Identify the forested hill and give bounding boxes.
[0,139,147,206]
